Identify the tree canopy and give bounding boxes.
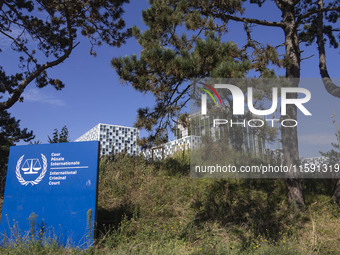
[0,109,34,170]
[0,0,131,110]
[112,1,254,147]
[112,0,339,210]
[112,0,339,145]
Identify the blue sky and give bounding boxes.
[4,0,340,158]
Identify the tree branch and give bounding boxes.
[165,81,182,105]
[301,54,314,61]
[220,13,285,28]
[241,22,263,53]
[0,8,75,110]
[0,30,36,64]
[296,6,340,26]
[316,0,340,98]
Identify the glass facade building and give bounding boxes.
[75,123,139,156]
[175,113,266,157]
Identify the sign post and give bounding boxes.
[0,141,99,248]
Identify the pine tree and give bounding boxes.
[112,1,253,148]
[0,0,131,110]
[48,125,70,143]
[112,0,339,210]
[0,110,34,171]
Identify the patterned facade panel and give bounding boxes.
[75,123,139,156]
[143,136,201,160]
[75,124,100,142]
[301,156,329,165]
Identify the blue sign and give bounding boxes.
[0,141,99,248]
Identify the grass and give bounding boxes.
[0,151,339,254]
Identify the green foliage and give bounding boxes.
[112,0,252,147]
[29,140,42,145]
[320,131,340,165]
[112,0,340,147]
[0,109,34,172]
[48,125,70,143]
[28,212,38,241]
[319,131,340,205]
[298,0,339,49]
[1,210,86,254]
[94,154,338,254]
[1,155,340,254]
[86,209,93,247]
[0,0,131,110]
[163,148,190,176]
[95,155,339,254]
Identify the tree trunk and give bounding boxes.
[332,179,340,206]
[316,0,340,98]
[280,0,305,210]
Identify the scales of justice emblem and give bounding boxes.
[15,154,47,186]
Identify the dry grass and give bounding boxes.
[0,154,339,254]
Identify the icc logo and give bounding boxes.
[15,154,47,186]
